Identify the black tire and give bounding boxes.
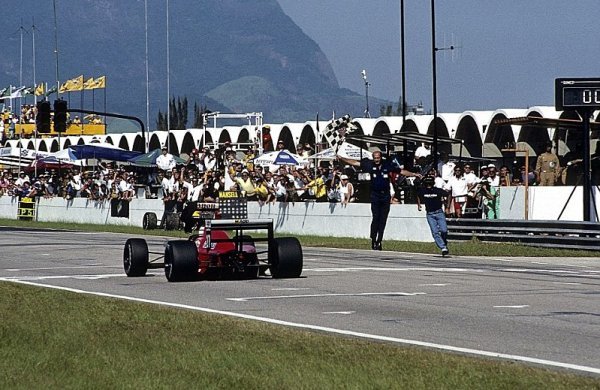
[164,240,198,282]
[165,212,181,231]
[123,238,149,277]
[142,212,158,230]
[269,237,303,278]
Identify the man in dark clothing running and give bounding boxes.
[417,175,449,256]
[338,150,421,250]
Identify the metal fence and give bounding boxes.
[447,218,600,252]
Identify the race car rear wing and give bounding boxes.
[205,218,274,254]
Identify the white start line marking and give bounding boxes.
[322,311,355,315]
[227,292,426,302]
[493,305,530,309]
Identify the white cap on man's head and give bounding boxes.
[487,163,496,168]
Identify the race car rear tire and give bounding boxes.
[164,240,198,282]
[270,237,303,279]
[123,238,149,277]
[142,212,158,230]
[165,212,181,231]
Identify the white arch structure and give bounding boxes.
[8,106,595,159]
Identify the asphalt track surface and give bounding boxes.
[1,227,599,376]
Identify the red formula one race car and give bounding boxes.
[123,219,303,282]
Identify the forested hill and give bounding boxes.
[0,0,389,126]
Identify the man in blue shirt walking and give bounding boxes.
[417,175,450,256]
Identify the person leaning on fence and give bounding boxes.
[337,150,421,251]
[417,176,450,257]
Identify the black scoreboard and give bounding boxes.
[555,78,600,111]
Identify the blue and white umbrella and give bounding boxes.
[253,150,308,167]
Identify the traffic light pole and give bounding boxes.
[65,109,147,153]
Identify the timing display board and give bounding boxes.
[555,78,600,111]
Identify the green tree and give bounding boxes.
[156,111,166,131]
[193,102,210,128]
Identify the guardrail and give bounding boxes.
[447,218,600,251]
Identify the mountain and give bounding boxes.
[0,0,389,129]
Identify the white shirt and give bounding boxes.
[156,152,176,171]
[445,175,469,197]
[189,185,203,202]
[441,162,456,182]
[487,175,500,187]
[415,145,431,158]
[464,172,480,186]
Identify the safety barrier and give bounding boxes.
[447,218,600,251]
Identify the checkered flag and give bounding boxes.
[323,114,353,152]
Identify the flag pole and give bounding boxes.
[32,17,38,178]
[166,0,171,153]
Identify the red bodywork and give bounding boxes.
[193,229,257,275]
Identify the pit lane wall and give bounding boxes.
[0,186,597,239]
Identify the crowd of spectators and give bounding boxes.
[0,138,577,221]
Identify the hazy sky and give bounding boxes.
[277,0,600,113]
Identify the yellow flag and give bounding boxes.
[70,75,84,91]
[59,79,73,93]
[34,83,45,96]
[93,76,106,89]
[83,77,96,90]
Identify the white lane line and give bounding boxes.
[419,283,449,287]
[495,258,512,262]
[322,311,355,315]
[303,267,481,273]
[6,265,117,272]
[271,288,310,291]
[493,305,530,309]
[1,273,160,281]
[531,261,548,265]
[553,282,582,286]
[2,274,123,281]
[2,278,598,376]
[501,268,580,274]
[226,292,425,302]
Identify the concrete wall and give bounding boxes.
[0,196,433,242]
[499,186,600,221]
[2,186,598,240]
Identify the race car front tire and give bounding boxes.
[123,238,149,277]
[269,237,303,279]
[164,240,198,282]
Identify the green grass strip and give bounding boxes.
[1,282,598,389]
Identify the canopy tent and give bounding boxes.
[25,157,75,173]
[309,143,373,161]
[127,148,186,167]
[71,143,141,162]
[0,147,44,168]
[253,150,308,167]
[49,148,85,165]
[308,142,373,161]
